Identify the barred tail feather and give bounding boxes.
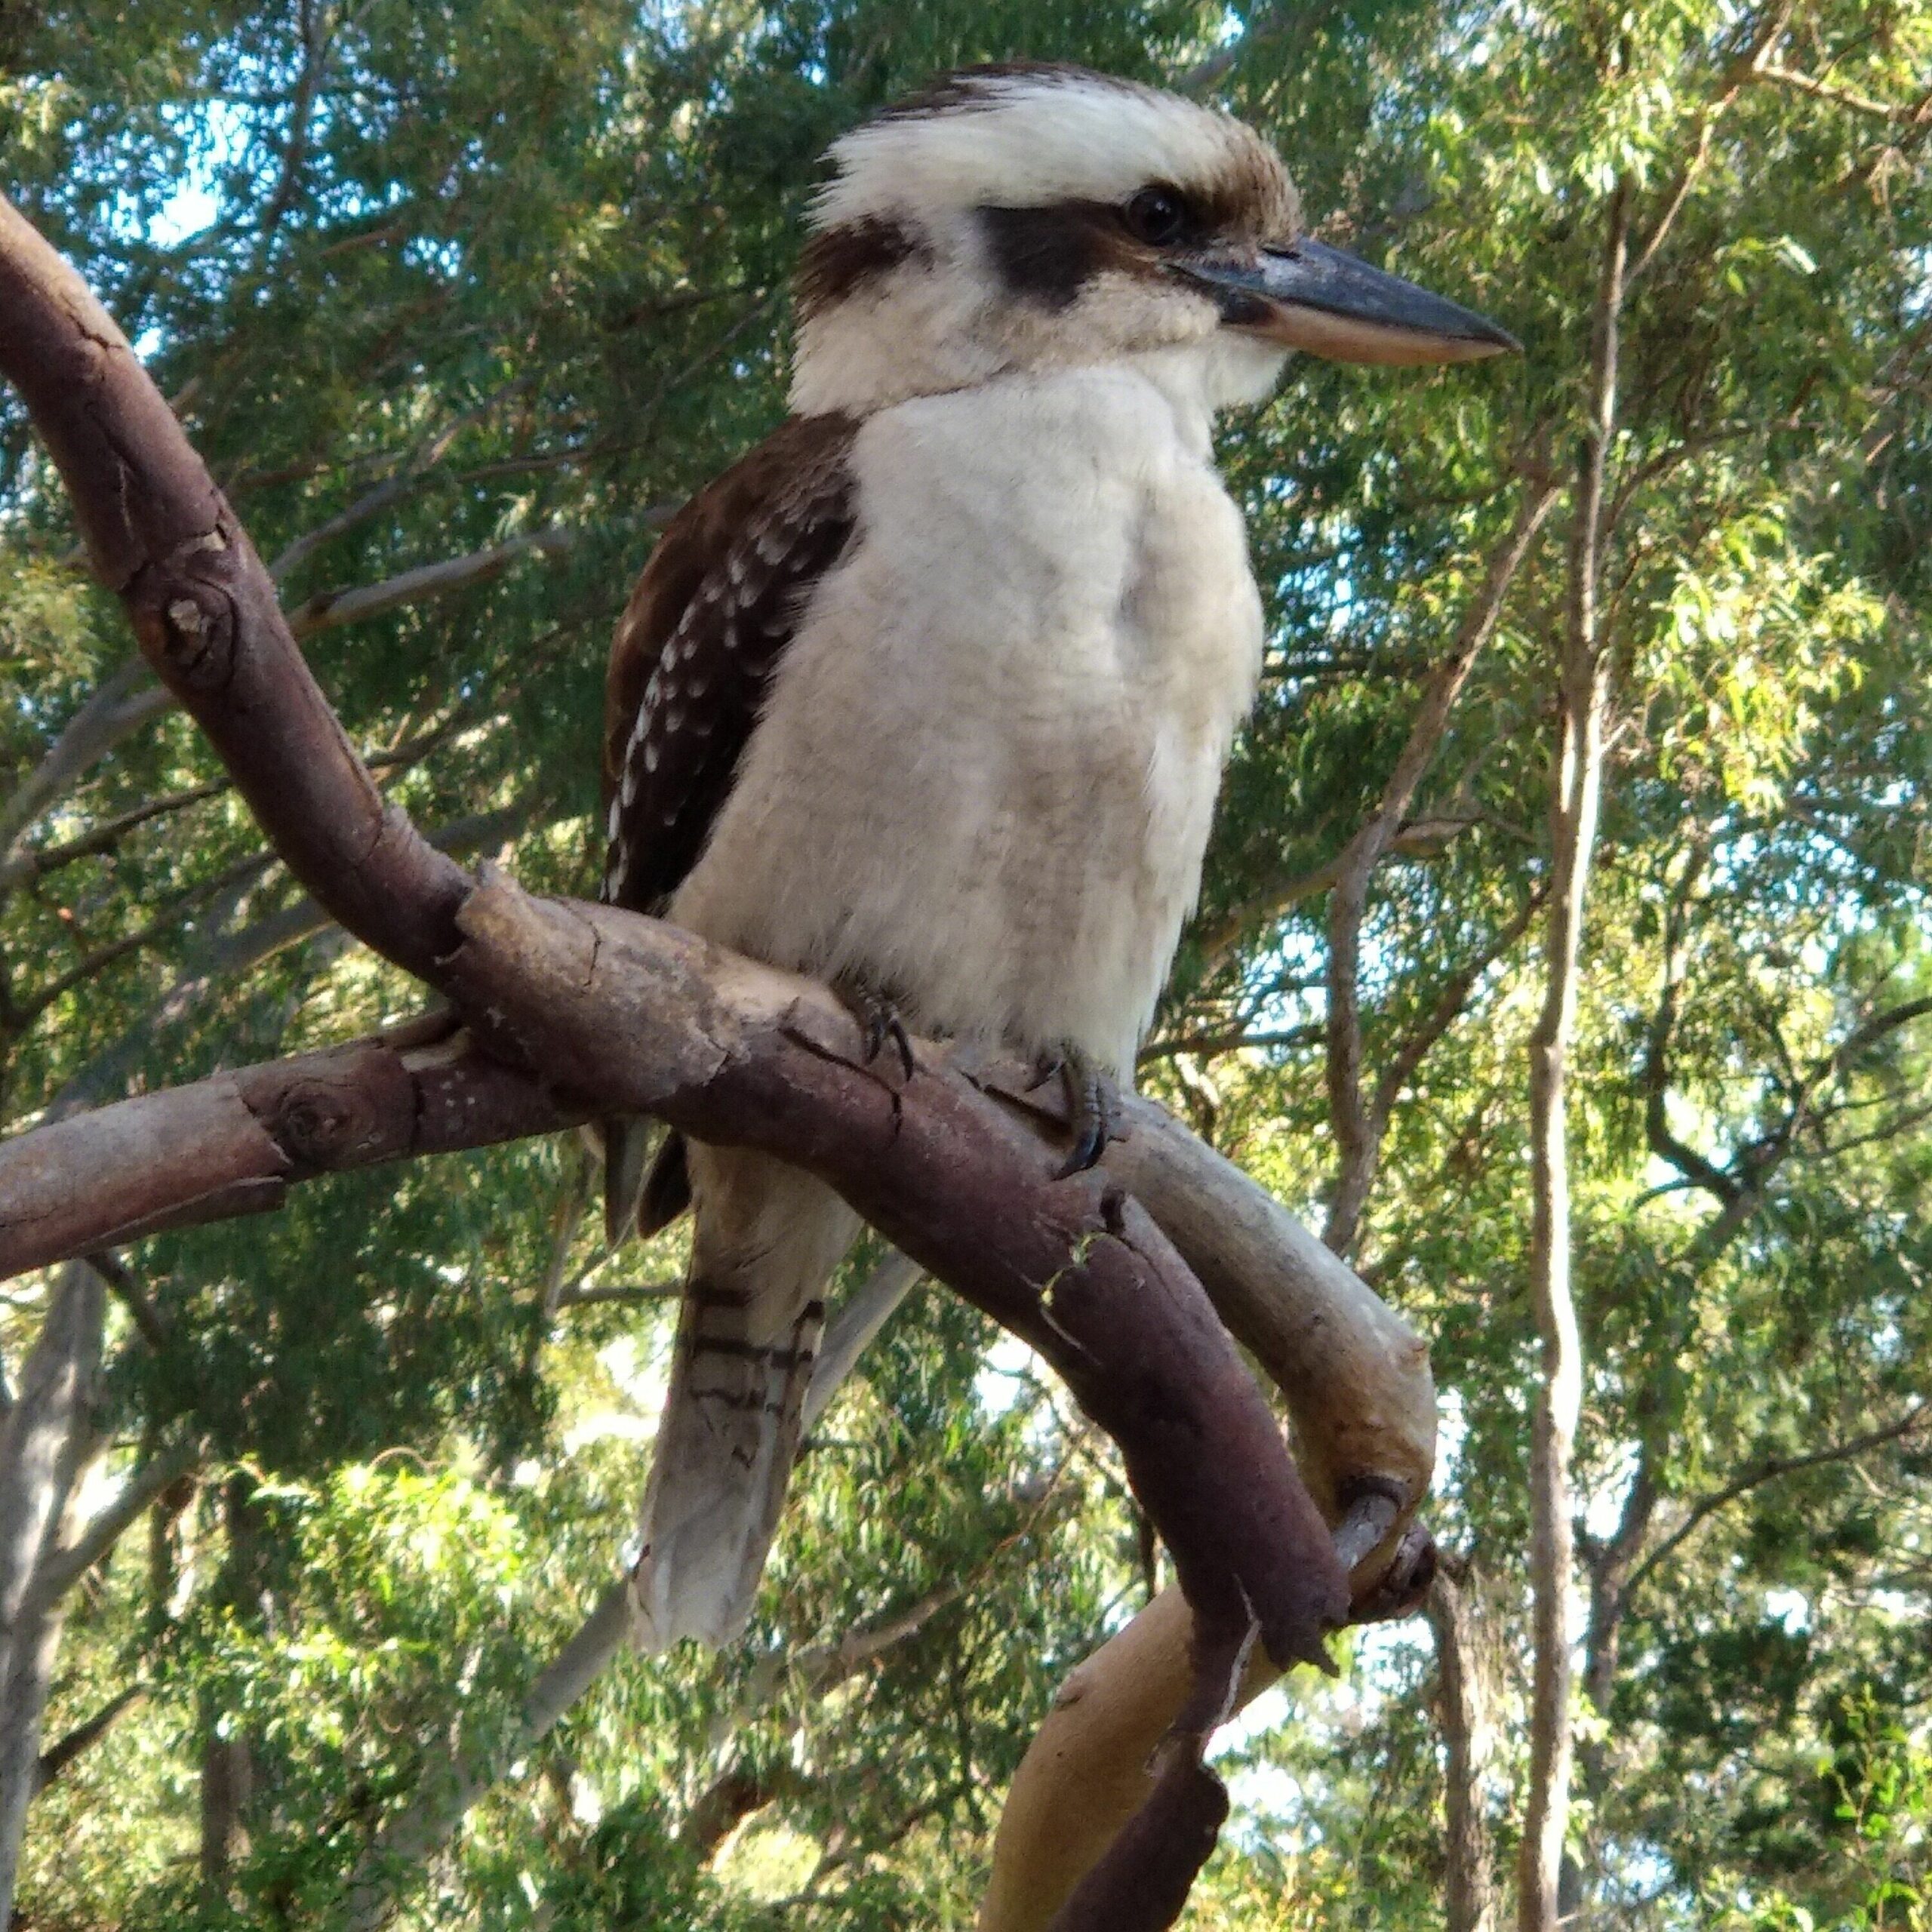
[630,1146,860,1651]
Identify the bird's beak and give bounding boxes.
[1180,237,1520,366]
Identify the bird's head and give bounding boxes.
[789,63,1518,420]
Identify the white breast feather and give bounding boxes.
[671,349,1264,1079]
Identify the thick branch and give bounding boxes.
[978,1503,1437,1932]
[449,874,1351,1681]
[0,1018,572,1277]
[2,993,1435,1542]
[0,195,470,984]
[0,188,1436,1932]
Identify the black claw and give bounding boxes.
[1039,1041,1119,1178]
[884,1011,915,1081]
[834,972,915,1080]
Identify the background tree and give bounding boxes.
[1,0,1927,1927]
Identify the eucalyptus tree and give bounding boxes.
[0,0,1927,1927]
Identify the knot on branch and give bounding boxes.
[134,575,236,694]
[234,1048,418,1172]
[268,1078,373,1164]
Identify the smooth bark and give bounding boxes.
[0,1265,106,1921]
[1518,180,1626,1932]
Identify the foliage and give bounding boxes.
[2,0,1927,1924]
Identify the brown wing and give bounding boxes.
[600,411,860,915]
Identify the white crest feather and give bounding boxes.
[811,68,1290,233]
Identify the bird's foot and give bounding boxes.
[1028,1041,1121,1179]
[832,970,915,1080]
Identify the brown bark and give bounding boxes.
[0,1020,571,1278]
[451,872,1352,1686]
[198,1733,255,1885]
[0,195,471,986]
[31,1682,145,1797]
[979,1505,1435,1932]
[1426,1563,1500,1932]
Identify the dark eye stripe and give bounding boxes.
[978,201,1137,310]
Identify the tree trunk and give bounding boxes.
[1427,1564,1500,1932]
[199,1732,256,1886]
[0,1263,106,1923]
[1517,180,1626,1932]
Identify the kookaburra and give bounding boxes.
[600,63,1515,1651]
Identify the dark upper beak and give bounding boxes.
[1180,236,1520,366]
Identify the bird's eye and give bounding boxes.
[1124,186,1189,248]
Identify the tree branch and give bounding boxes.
[0,186,1437,1932]
[82,1252,170,1351]
[1751,62,1932,124]
[1426,1561,1500,1932]
[1619,1404,1931,1606]
[1520,174,1628,1932]
[0,663,175,854]
[35,1436,203,1604]
[257,0,331,238]
[0,195,475,982]
[0,1263,106,1918]
[0,778,227,895]
[31,1681,146,1797]
[40,799,527,1124]
[1321,479,1561,1255]
[284,528,575,641]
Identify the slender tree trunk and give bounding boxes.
[1427,1564,1500,1932]
[0,1263,106,1922]
[198,1730,257,1887]
[1518,181,1627,1932]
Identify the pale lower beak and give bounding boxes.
[1180,237,1520,366]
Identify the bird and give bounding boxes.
[598,61,1515,1652]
